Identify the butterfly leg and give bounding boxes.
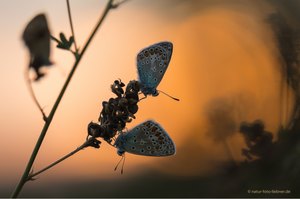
[114,154,125,174]
[138,94,147,101]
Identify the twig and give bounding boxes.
[24,69,47,121]
[50,35,60,43]
[27,137,100,180]
[11,0,114,197]
[111,0,130,8]
[66,0,78,52]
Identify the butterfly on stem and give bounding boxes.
[137,42,179,101]
[115,120,176,157]
[113,120,176,173]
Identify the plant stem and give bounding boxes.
[11,0,113,197]
[66,0,78,52]
[28,138,99,180]
[111,0,130,8]
[50,35,60,43]
[24,69,47,121]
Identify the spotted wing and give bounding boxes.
[136,42,173,95]
[117,120,176,156]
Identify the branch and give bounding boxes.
[24,69,47,121]
[27,137,101,181]
[66,0,78,52]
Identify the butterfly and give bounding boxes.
[115,120,176,157]
[137,42,179,101]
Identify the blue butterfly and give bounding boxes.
[115,120,176,157]
[137,42,178,101]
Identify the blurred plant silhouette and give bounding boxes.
[239,120,274,161]
[22,14,53,81]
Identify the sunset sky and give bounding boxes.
[0,0,298,197]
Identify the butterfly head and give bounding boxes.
[114,134,126,156]
[140,85,159,97]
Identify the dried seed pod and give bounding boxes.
[22,13,53,81]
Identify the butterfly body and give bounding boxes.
[115,120,176,156]
[137,42,173,97]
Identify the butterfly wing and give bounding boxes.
[137,42,173,95]
[115,120,176,156]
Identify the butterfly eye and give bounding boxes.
[131,146,136,150]
[154,78,157,82]
[133,139,137,143]
[159,70,163,74]
[146,60,149,64]
[147,146,151,150]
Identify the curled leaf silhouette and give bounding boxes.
[22,13,53,81]
[56,32,74,50]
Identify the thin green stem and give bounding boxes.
[66,0,78,51]
[11,0,113,197]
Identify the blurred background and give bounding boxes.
[0,0,299,197]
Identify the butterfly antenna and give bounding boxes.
[157,90,180,101]
[138,93,147,101]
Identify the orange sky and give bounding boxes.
[0,0,296,194]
